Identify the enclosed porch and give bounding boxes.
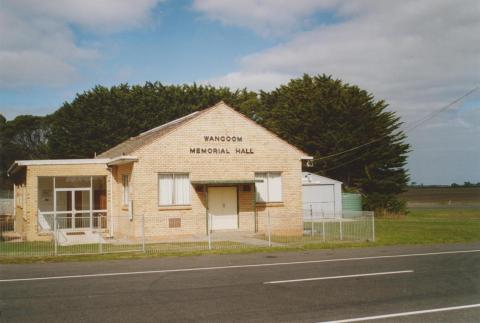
[37,176,108,234]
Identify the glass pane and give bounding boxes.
[268,173,282,202]
[93,212,107,229]
[74,190,90,211]
[55,176,91,188]
[38,177,54,212]
[74,190,90,229]
[122,175,129,204]
[93,177,107,210]
[57,216,72,229]
[159,174,173,205]
[56,191,72,229]
[56,191,72,212]
[75,212,90,229]
[174,174,190,205]
[255,173,268,202]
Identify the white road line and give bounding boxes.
[1,248,479,283]
[264,270,413,284]
[318,303,480,323]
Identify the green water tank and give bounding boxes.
[342,193,362,211]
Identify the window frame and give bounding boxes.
[255,172,283,203]
[158,173,191,206]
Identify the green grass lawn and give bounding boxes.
[374,208,480,245]
[1,208,479,263]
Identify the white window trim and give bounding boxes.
[158,173,191,206]
[255,172,283,203]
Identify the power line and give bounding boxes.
[313,85,479,163]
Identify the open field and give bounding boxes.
[375,207,480,245]
[402,187,480,207]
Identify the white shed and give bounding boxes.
[302,172,343,218]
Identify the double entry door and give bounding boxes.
[208,187,238,230]
[55,188,91,230]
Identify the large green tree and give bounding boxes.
[257,74,410,213]
[48,83,257,158]
[2,77,410,212]
[0,115,50,187]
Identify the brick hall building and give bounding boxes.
[8,102,312,241]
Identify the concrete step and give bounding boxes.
[57,230,106,246]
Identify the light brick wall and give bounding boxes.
[15,104,305,241]
[124,104,304,238]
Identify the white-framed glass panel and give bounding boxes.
[74,190,91,229]
[268,172,282,202]
[92,176,107,210]
[159,174,174,205]
[37,176,107,232]
[254,172,268,202]
[122,175,129,205]
[158,173,190,206]
[38,177,54,212]
[55,190,72,229]
[255,172,282,202]
[55,176,91,188]
[174,174,190,205]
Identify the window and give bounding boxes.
[122,175,129,205]
[255,172,282,202]
[158,173,190,206]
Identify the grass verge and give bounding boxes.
[1,208,479,264]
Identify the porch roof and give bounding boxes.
[191,179,262,185]
[106,155,138,166]
[7,159,110,176]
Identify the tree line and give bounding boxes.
[0,74,410,213]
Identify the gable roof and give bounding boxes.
[98,101,312,159]
[97,107,210,158]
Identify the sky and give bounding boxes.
[0,0,479,185]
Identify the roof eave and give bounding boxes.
[7,162,20,176]
[106,156,139,166]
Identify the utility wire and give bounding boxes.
[313,85,480,163]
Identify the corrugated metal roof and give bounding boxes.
[302,172,342,185]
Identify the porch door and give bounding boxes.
[208,187,238,230]
[56,190,73,229]
[55,189,91,230]
[74,189,91,229]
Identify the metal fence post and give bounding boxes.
[268,210,272,247]
[208,213,212,250]
[322,220,326,242]
[339,218,343,241]
[371,212,376,242]
[142,213,146,252]
[54,215,58,256]
[99,228,103,254]
[310,205,314,237]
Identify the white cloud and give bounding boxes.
[200,0,480,183]
[4,0,162,32]
[0,0,163,88]
[206,71,292,91]
[206,0,480,116]
[193,0,341,36]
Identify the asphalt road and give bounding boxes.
[1,243,480,323]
